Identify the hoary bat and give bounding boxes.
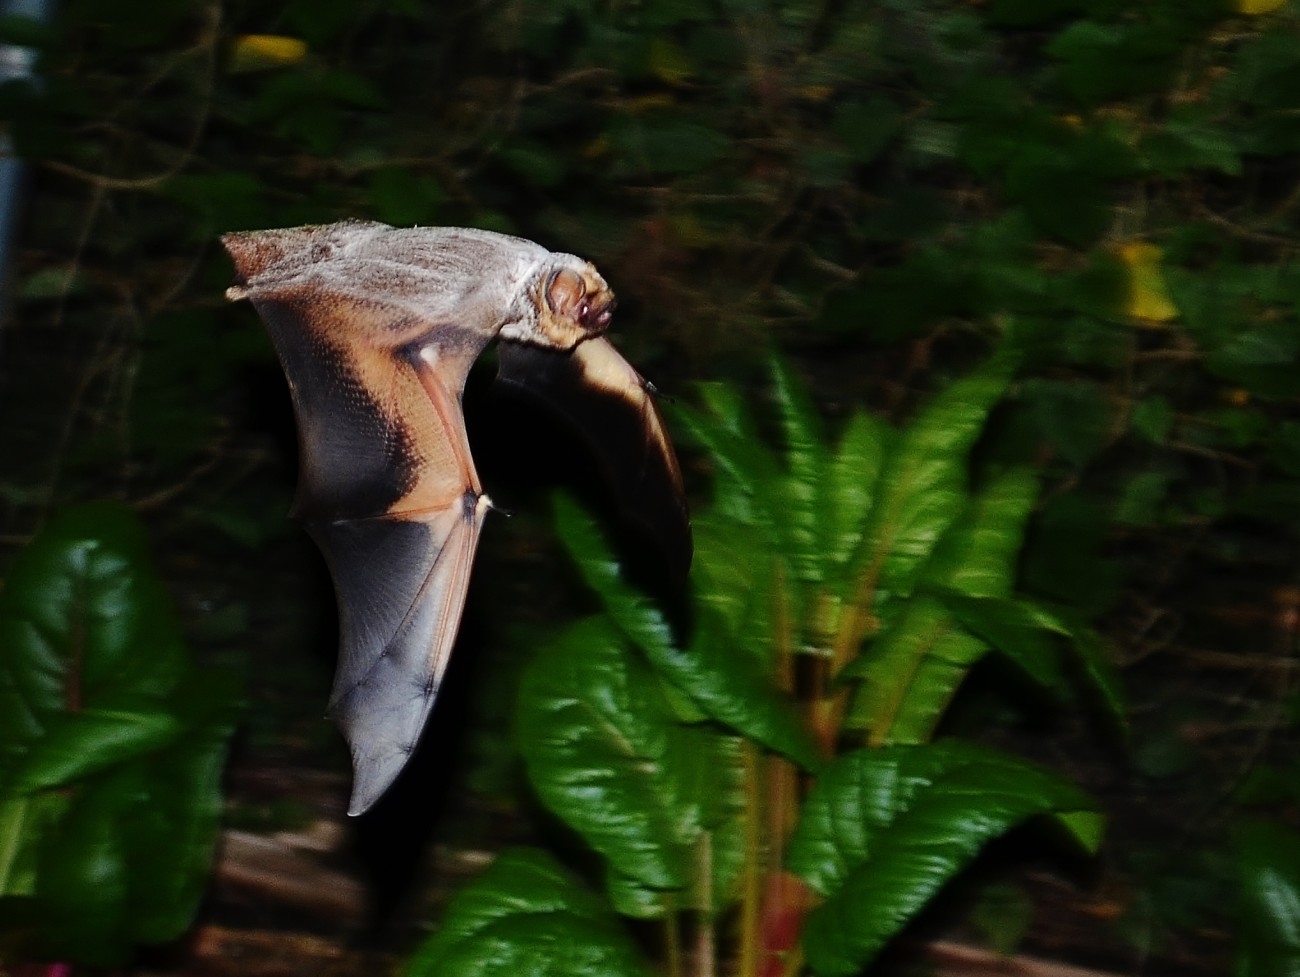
[222,221,690,815]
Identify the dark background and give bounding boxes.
[2,0,1299,973]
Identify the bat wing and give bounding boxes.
[224,221,691,813]
[496,337,691,579]
[225,230,494,815]
[310,492,485,816]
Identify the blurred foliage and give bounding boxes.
[413,358,1103,977]
[1233,820,1300,977]
[0,504,241,968]
[0,0,1296,971]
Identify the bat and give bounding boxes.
[221,220,690,815]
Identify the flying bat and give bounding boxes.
[222,220,690,815]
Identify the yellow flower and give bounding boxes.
[229,35,308,73]
[1236,0,1287,14]
[1117,242,1178,322]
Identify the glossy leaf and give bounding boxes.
[552,496,820,768]
[851,355,1016,603]
[0,504,188,747]
[689,509,777,649]
[922,467,1039,599]
[931,591,1065,692]
[604,730,747,918]
[823,409,893,568]
[405,848,653,977]
[846,596,989,743]
[673,384,780,525]
[0,504,241,965]
[769,355,830,585]
[518,617,696,890]
[1234,821,1300,977]
[788,741,1101,977]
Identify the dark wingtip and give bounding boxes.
[496,339,693,585]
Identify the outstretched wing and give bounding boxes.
[224,221,693,814]
[223,226,496,815]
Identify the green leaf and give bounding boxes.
[517,617,696,890]
[788,741,1100,977]
[1057,620,1125,732]
[500,141,568,189]
[33,776,134,966]
[0,503,188,763]
[845,596,989,744]
[0,504,241,964]
[851,355,1016,601]
[1207,326,1300,399]
[1270,422,1300,477]
[1131,396,1174,445]
[1112,470,1171,526]
[1020,378,1113,467]
[930,591,1065,692]
[689,510,776,647]
[118,668,242,943]
[923,467,1039,599]
[1234,821,1300,977]
[1046,20,1180,105]
[673,387,780,524]
[552,497,820,769]
[604,730,747,918]
[1004,151,1110,245]
[7,709,181,795]
[405,848,653,977]
[1021,493,1124,617]
[769,356,829,586]
[824,410,893,568]
[1142,115,1243,177]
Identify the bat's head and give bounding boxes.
[523,259,616,350]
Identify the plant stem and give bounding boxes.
[819,552,886,748]
[738,741,763,977]
[0,796,26,894]
[696,833,715,977]
[665,903,683,977]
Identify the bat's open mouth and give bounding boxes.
[580,296,616,334]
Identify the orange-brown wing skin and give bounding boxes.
[224,225,498,814]
[224,220,693,814]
